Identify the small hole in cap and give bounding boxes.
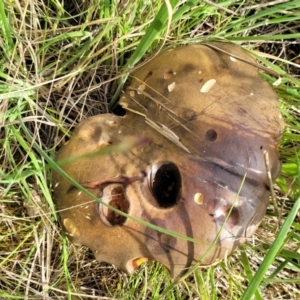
[112,104,127,116]
[99,184,129,226]
[148,161,182,208]
[205,129,217,142]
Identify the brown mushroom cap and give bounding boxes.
[53,42,284,278]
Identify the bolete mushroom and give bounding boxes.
[53,42,284,278]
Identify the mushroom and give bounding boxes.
[53,42,284,278]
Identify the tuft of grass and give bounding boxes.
[1,0,300,299]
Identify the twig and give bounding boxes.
[203,42,281,77]
[264,150,282,224]
[240,0,291,12]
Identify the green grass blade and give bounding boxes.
[109,0,179,108]
[240,249,263,300]
[241,196,300,300]
[0,0,14,51]
[228,33,300,41]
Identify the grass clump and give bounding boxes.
[1,0,300,299]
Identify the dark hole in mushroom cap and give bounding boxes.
[100,184,129,226]
[112,104,127,116]
[148,161,182,208]
[221,207,239,227]
[205,129,218,142]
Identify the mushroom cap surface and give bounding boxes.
[53,42,284,278]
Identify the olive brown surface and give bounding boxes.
[53,42,284,278]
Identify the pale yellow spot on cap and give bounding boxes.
[200,79,216,93]
[126,257,150,273]
[137,84,146,94]
[129,91,135,97]
[168,82,176,92]
[119,100,129,108]
[194,192,203,204]
[63,218,81,237]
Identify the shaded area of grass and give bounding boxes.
[1,0,300,299]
